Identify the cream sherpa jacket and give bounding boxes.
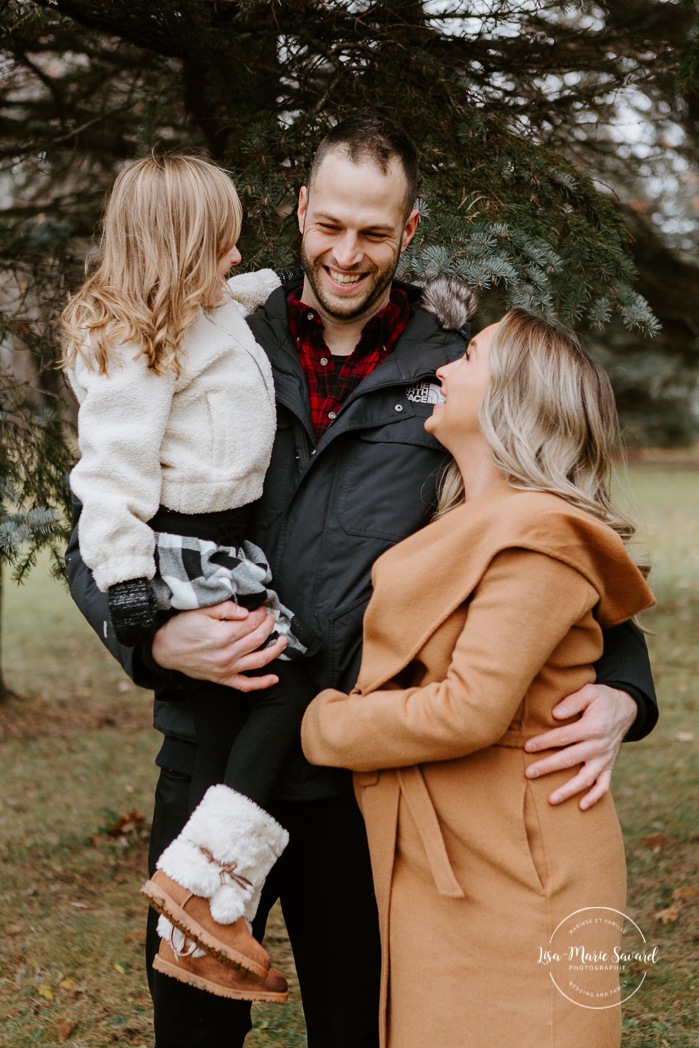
[68,269,280,592]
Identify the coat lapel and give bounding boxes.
[358,487,653,695]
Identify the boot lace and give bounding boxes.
[165,923,200,961]
[197,844,254,893]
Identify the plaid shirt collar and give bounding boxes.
[288,286,410,438]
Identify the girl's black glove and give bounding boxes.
[108,577,157,646]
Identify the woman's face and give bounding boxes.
[425,321,499,452]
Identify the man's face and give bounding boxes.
[297,150,419,324]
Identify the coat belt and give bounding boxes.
[396,766,465,899]
[394,731,542,898]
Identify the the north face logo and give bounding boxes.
[405,381,444,405]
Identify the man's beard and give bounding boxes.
[300,242,400,321]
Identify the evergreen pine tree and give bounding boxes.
[0,358,72,698]
[0,1,697,693]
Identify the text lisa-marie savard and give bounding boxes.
[537,946,660,965]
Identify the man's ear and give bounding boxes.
[401,208,420,253]
[297,186,308,233]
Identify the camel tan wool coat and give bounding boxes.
[301,486,654,1048]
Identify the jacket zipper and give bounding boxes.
[300,428,314,465]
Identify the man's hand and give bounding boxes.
[151,602,288,692]
[524,684,637,810]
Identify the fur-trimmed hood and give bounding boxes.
[416,276,479,332]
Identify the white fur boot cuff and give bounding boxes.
[156,785,289,926]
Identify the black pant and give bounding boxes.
[189,663,318,810]
[147,766,381,1048]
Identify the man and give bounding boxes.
[66,115,657,1047]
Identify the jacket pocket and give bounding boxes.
[325,590,372,691]
[206,390,229,465]
[522,783,549,895]
[337,428,449,542]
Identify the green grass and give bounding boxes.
[0,464,697,1047]
[0,572,305,1047]
[612,467,699,1048]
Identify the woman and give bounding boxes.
[301,310,654,1047]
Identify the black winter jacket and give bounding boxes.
[65,276,657,802]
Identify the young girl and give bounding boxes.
[61,154,317,1002]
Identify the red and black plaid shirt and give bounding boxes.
[287,287,410,438]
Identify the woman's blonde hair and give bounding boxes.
[436,308,647,573]
[61,154,243,376]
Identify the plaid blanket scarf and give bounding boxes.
[152,531,316,660]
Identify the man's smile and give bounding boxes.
[325,267,367,288]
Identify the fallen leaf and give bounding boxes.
[103,810,145,838]
[123,929,146,945]
[654,903,682,925]
[114,963,126,975]
[641,833,677,852]
[68,902,89,909]
[57,1019,76,1043]
[58,978,74,990]
[672,885,698,901]
[674,732,694,742]
[38,984,54,1000]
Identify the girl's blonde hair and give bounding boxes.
[61,154,243,376]
[436,308,648,575]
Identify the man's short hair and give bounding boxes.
[308,115,419,218]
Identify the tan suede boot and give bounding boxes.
[143,785,289,972]
[141,870,270,978]
[153,934,288,1002]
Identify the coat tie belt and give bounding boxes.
[396,766,465,899]
[393,730,547,899]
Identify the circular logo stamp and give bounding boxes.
[536,907,660,1009]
